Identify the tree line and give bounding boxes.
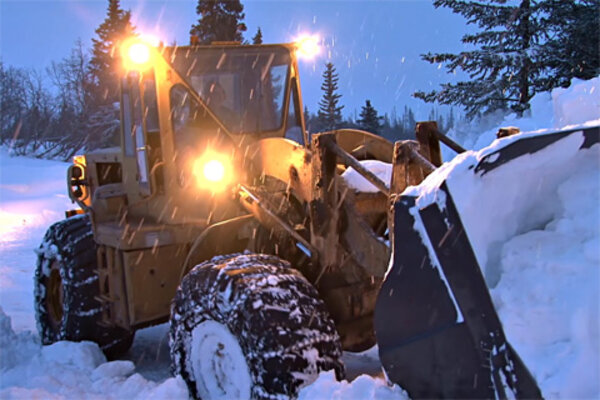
[305,62,457,141]
[1,0,597,160]
[1,0,134,159]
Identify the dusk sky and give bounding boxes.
[1,0,471,119]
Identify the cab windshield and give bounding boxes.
[171,46,291,134]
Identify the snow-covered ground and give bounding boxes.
[1,77,598,399]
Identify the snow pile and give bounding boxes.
[0,149,72,241]
[400,77,599,398]
[406,127,599,398]
[342,159,392,192]
[0,149,74,332]
[299,371,407,400]
[337,77,599,399]
[0,307,188,399]
[0,306,39,372]
[448,76,600,153]
[553,77,600,127]
[489,148,599,397]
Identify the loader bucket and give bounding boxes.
[375,126,599,399]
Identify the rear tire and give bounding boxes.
[34,214,134,358]
[170,253,344,399]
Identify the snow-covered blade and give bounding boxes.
[376,125,599,399]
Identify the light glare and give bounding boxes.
[296,35,320,60]
[192,152,233,192]
[203,159,226,182]
[128,43,150,65]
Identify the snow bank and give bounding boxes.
[0,149,73,242]
[447,77,600,154]
[553,77,600,127]
[491,151,599,398]
[0,306,39,372]
[405,126,599,398]
[384,77,599,398]
[0,149,74,332]
[299,371,407,400]
[0,307,188,399]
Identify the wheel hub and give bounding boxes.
[190,320,252,400]
[46,260,64,329]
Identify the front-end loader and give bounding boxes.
[33,37,563,399]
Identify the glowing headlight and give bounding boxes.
[128,43,150,65]
[295,35,320,60]
[203,159,226,182]
[121,39,153,71]
[192,152,233,192]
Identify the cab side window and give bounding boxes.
[284,80,304,145]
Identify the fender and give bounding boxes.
[331,129,393,162]
[179,214,259,280]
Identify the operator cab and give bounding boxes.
[167,45,306,146]
[115,42,308,224]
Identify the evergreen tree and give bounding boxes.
[414,0,543,117]
[447,107,455,131]
[401,105,416,136]
[87,0,134,149]
[380,114,395,141]
[357,100,383,134]
[252,27,263,44]
[415,0,600,117]
[317,62,344,131]
[89,0,135,104]
[303,106,314,134]
[537,0,600,88]
[428,108,436,123]
[190,0,247,44]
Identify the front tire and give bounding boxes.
[170,253,344,399]
[34,214,134,358]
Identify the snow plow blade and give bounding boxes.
[375,126,599,399]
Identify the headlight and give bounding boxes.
[121,39,153,71]
[203,159,226,182]
[128,43,150,65]
[295,34,320,60]
[192,152,233,192]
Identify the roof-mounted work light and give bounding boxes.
[121,38,154,71]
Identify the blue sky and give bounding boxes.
[0,0,470,120]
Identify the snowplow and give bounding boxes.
[34,37,599,399]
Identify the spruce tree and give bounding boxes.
[190,0,247,44]
[357,100,383,135]
[402,105,416,135]
[446,107,456,132]
[414,0,544,116]
[252,27,263,44]
[89,0,135,104]
[538,0,600,88]
[317,62,344,131]
[415,0,600,117]
[87,0,135,149]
